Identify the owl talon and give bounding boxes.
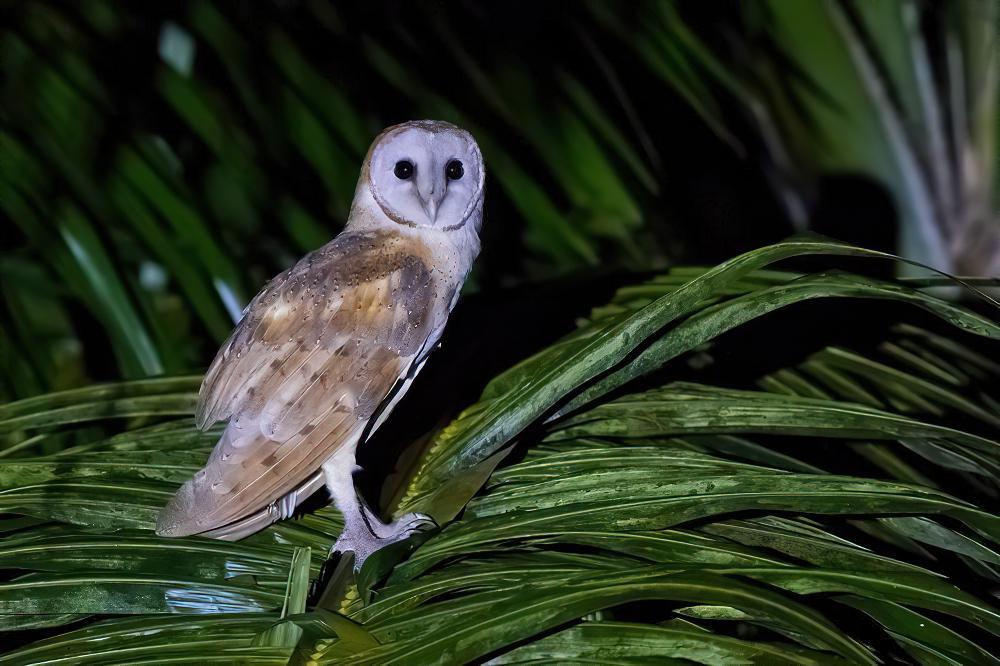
[330,510,436,571]
[398,512,436,532]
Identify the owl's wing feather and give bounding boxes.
[157,230,437,537]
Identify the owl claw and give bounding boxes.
[330,510,436,571]
[399,512,436,532]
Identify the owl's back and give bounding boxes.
[157,229,443,537]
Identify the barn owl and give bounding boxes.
[157,120,484,569]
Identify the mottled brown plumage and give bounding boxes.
[157,121,484,564]
[158,230,443,536]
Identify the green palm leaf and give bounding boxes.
[3,240,999,663]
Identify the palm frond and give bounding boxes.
[2,241,998,663]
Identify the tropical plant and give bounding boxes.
[3,240,999,664]
[7,1,997,404]
[0,1,673,399]
[601,0,1000,275]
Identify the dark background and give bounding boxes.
[6,0,992,403]
[2,5,999,659]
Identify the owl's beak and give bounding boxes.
[417,174,446,222]
[421,196,438,221]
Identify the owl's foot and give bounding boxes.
[330,508,436,571]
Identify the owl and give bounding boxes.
[157,120,484,569]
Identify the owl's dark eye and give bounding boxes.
[446,159,464,180]
[394,160,414,180]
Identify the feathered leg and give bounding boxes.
[322,447,434,570]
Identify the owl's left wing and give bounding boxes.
[156,231,439,537]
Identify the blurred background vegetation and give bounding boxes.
[2,0,998,400]
[3,3,1000,661]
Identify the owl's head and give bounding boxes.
[361,120,484,232]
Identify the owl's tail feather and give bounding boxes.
[157,470,324,540]
[197,508,277,541]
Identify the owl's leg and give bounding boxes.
[322,447,434,571]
